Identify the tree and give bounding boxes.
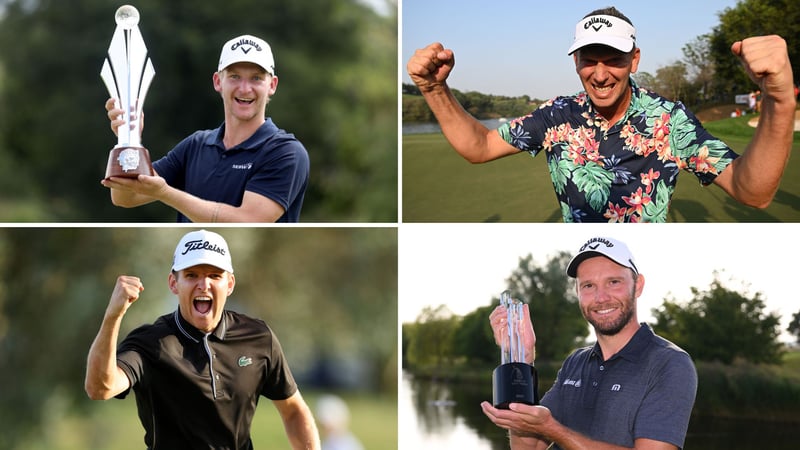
[405,305,459,369]
[788,310,800,344]
[504,251,589,361]
[451,304,496,365]
[652,273,784,365]
[707,0,800,101]
[682,34,715,105]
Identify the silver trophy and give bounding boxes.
[492,290,539,409]
[100,5,155,179]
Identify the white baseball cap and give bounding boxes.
[566,236,638,278]
[217,34,275,75]
[172,230,234,273]
[567,14,637,55]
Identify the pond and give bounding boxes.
[399,372,800,449]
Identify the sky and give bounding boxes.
[402,0,741,99]
[398,223,799,343]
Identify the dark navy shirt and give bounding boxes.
[540,323,697,449]
[116,309,298,450]
[154,118,309,223]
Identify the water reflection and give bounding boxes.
[401,372,800,449]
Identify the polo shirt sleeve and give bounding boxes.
[114,325,153,399]
[496,97,571,157]
[669,103,739,186]
[246,138,309,212]
[261,326,298,400]
[633,350,697,448]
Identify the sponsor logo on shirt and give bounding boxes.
[238,356,253,367]
[232,162,253,170]
[563,378,582,388]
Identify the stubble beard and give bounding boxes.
[584,287,636,337]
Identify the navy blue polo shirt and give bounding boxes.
[540,323,697,449]
[116,309,298,449]
[154,118,309,223]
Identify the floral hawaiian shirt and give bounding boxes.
[497,79,739,222]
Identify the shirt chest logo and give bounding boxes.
[231,162,254,170]
[238,356,253,367]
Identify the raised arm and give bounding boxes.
[407,42,519,163]
[85,275,142,400]
[713,35,796,208]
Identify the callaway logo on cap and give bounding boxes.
[566,236,638,278]
[567,14,637,55]
[172,229,234,273]
[218,34,275,75]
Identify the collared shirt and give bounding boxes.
[540,323,697,449]
[116,309,297,450]
[497,80,739,222]
[154,118,309,223]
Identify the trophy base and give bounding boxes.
[105,146,154,180]
[492,362,539,409]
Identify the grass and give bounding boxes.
[18,390,396,450]
[402,113,800,222]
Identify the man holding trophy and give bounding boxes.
[482,237,697,450]
[101,6,309,223]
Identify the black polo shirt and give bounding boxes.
[116,309,298,449]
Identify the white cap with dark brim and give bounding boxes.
[172,229,234,273]
[566,236,638,278]
[567,14,637,55]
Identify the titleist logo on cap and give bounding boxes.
[181,239,227,256]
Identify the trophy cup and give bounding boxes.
[492,290,539,409]
[100,5,155,179]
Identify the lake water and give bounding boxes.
[400,372,800,449]
[403,118,508,135]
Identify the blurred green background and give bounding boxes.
[0,0,398,222]
[0,227,398,448]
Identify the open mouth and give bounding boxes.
[193,296,212,315]
[235,97,255,105]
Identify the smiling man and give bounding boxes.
[407,6,796,222]
[482,236,697,450]
[85,229,320,449]
[103,35,309,223]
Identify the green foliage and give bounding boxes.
[0,0,397,222]
[0,227,397,447]
[404,305,459,369]
[788,310,800,344]
[403,83,536,122]
[693,358,800,421]
[708,0,800,100]
[652,273,784,364]
[451,305,496,365]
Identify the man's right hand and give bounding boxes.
[105,98,143,137]
[407,42,456,93]
[106,275,144,319]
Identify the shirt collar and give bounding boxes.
[173,309,228,343]
[204,118,280,151]
[590,322,653,362]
